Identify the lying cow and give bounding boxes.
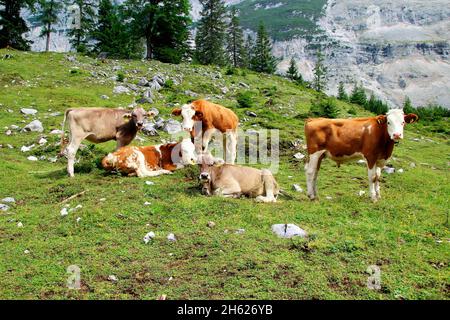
[101,138,197,177]
[60,107,152,177]
[304,109,418,202]
[171,100,239,164]
[198,153,279,203]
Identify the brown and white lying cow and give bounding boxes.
[304,109,418,202]
[171,100,239,164]
[101,138,197,177]
[198,153,279,203]
[60,107,153,177]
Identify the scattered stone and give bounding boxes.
[239,82,250,88]
[27,156,38,161]
[20,108,38,115]
[60,207,69,216]
[245,111,257,117]
[325,196,333,200]
[235,228,245,234]
[17,222,23,228]
[0,204,10,211]
[143,232,155,244]
[221,87,229,94]
[50,129,63,135]
[358,190,366,196]
[149,80,162,91]
[167,233,177,242]
[2,197,15,203]
[66,56,76,62]
[271,224,308,239]
[10,125,19,130]
[21,144,34,152]
[207,221,216,228]
[145,181,155,186]
[113,85,130,94]
[5,130,12,136]
[383,166,395,174]
[144,201,151,206]
[22,120,44,133]
[292,184,303,192]
[99,198,106,202]
[112,65,122,71]
[24,249,30,254]
[138,77,149,86]
[100,95,109,100]
[184,90,198,97]
[108,275,118,282]
[397,168,404,173]
[76,217,82,223]
[48,156,58,163]
[152,74,165,86]
[293,152,305,160]
[410,162,416,168]
[49,112,61,117]
[38,137,47,145]
[163,119,182,134]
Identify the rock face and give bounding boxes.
[276,0,450,108]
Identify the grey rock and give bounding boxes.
[22,120,43,133]
[154,118,165,130]
[167,233,177,242]
[2,197,15,203]
[152,74,165,86]
[245,111,257,117]
[149,80,162,91]
[49,112,61,117]
[184,90,198,97]
[293,152,305,160]
[20,108,38,115]
[239,82,250,88]
[383,166,395,174]
[0,204,10,211]
[136,97,153,104]
[100,95,109,100]
[142,122,158,136]
[50,129,63,135]
[113,85,130,94]
[292,184,303,192]
[27,156,38,161]
[271,224,308,239]
[164,119,182,134]
[143,231,155,244]
[10,125,19,130]
[138,77,149,86]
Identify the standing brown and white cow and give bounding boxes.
[60,107,151,177]
[304,109,418,202]
[171,100,239,164]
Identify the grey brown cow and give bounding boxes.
[198,153,279,203]
[60,107,152,177]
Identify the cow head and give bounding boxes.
[197,152,225,185]
[172,104,203,132]
[377,109,418,142]
[179,138,197,165]
[124,107,147,129]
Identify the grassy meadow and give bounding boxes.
[0,49,448,299]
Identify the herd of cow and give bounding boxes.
[59,99,418,202]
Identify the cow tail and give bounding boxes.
[59,109,71,156]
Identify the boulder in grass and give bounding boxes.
[113,85,130,95]
[22,120,43,133]
[0,204,10,211]
[163,119,182,134]
[2,197,15,203]
[143,232,155,244]
[271,224,307,239]
[20,108,38,115]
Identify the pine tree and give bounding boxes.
[36,0,63,52]
[67,0,97,53]
[195,0,227,66]
[350,83,367,107]
[250,22,277,74]
[403,96,414,114]
[337,81,348,101]
[226,7,245,68]
[312,48,327,92]
[242,34,253,69]
[286,57,303,83]
[0,0,35,50]
[124,0,191,63]
[91,0,141,59]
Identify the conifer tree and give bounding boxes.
[312,48,327,92]
[36,0,63,52]
[67,0,97,53]
[226,7,245,68]
[337,81,348,101]
[0,0,35,50]
[250,22,277,74]
[195,0,227,66]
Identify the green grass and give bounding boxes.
[0,49,449,300]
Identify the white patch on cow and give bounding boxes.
[180,104,196,131]
[386,109,405,141]
[305,150,326,200]
[154,145,162,157]
[179,138,197,165]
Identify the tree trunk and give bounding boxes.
[146,37,152,60]
[45,26,51,52]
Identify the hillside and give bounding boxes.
[0,50,449,299]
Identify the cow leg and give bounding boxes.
[256,170,277,203]
[305,150,325,200]
[375,161,384,200]
[215,181,241,198]
[367,165,378,202]
[225,129,238,164]
[201,128,215,153]
[66,136,84,178]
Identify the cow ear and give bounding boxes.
[376,115,387,124]
[123,113,132,119]
[194,111,203,119]
[214,158,225,167]
[171,108,182,116]
[404,113,418,124]
[147,111,156,118]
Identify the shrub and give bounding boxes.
[164,79,174,89]
[347,107,357,115]
[225,67,239,76]
[236,91,255,108]
[116,72,125,82]
[309,98,339,118]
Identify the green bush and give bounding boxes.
[347,107,357,115]
[164,79,175,89]
[236,91,255,108]
[309,98,339,118]
[225,67,240,76]
[116,72,125,82]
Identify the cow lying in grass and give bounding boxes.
[101,138,197,177]
[60,107,154,177]
[198,153,279,203]
[304,109,418,202]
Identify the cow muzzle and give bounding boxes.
[199,172,210,181]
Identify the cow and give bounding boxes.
[101,138,197,177]
[60,107,152,177]
[171,100,239,164]
[197,153,279,203]
[304,109,418,202]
